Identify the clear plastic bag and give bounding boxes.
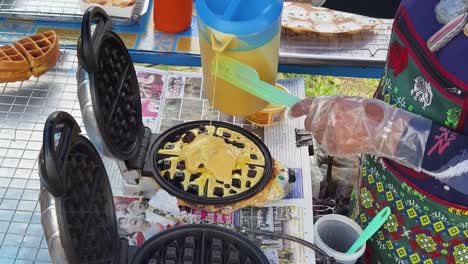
[435,0,468,24]
[290,96,432,173]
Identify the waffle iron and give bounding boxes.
[38,111,270,264]
[76,7,275,206]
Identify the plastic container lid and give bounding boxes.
[196,0,283,36]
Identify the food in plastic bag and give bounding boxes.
[290,96,430,167]
[290,96,468,179]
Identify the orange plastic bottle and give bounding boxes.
[153,0,193,33]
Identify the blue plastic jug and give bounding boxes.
[196,0,283,116]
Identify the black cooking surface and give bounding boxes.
[150,121,273,205]
[132,225,269,264]
[91,33,143,160]
[58,137,118,263]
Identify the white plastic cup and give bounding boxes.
[314,214,366,264]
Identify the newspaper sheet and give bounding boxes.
[114,67,315,264]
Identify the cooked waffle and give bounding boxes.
[85,0,111,5]
[111,0,135,7]
[157,125,266,199]
[282,2,382,34]
[85,0,135,7]
[0,45,32,82]
[14,30,60,77]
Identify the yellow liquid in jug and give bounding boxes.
[200,33,280,116]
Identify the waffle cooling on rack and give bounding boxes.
[0,30,60,82]
[0,45,31,82]
[14,30,60,76]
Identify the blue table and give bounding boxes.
[0,0,392,78]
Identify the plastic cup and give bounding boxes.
[153,0,192,33]
[314,214,366,264]
[246,84,290,127]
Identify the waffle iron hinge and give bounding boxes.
[125,127,152,171]
[295,128,314,156]
[119,238,130,264]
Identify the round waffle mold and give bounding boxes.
[89,32,143,160]
[39,111,119,264]
[56,135,119,263]
[131,225,269,264]
[78,6,143,160]
[149,121,273,205]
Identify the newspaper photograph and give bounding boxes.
[114,193,309,263]
[114,196,182,246]
[235,206,307,264]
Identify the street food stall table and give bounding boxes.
[0,0,392,77]
[0,2,393,263]
[0,43,316,263]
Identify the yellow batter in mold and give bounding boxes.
[156,125,266,198]
[179,134,246,183]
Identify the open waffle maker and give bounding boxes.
[76,7,279,207]
[38,111,270,264]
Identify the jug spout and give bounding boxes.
[196,0,283,116]
[209,30,236,53]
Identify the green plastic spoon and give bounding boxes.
[346,207,391,254]
[212,54,301,107]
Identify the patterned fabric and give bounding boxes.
[349,0,468,263]
[376,18,467,206]
[351,157,468,264]
[379,35,461,129]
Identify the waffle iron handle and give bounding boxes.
[79,6,112,72]
[39,111,81,197]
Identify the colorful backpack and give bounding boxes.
[350,0,468,263]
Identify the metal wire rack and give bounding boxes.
[0,0,147,25]
[280,19,392,65]
[0,32,124,264]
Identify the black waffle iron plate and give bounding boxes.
[38,111,270,264]
[38,111,119,263]
[76,7,273,206]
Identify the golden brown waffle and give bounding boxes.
[0,45,32,82]
[85,0,111,5]
[111,0,135,7]
[14,30,60,77]
[157,125,266,199]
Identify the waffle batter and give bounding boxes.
[179,134,245,183]
[157,125,266,198]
